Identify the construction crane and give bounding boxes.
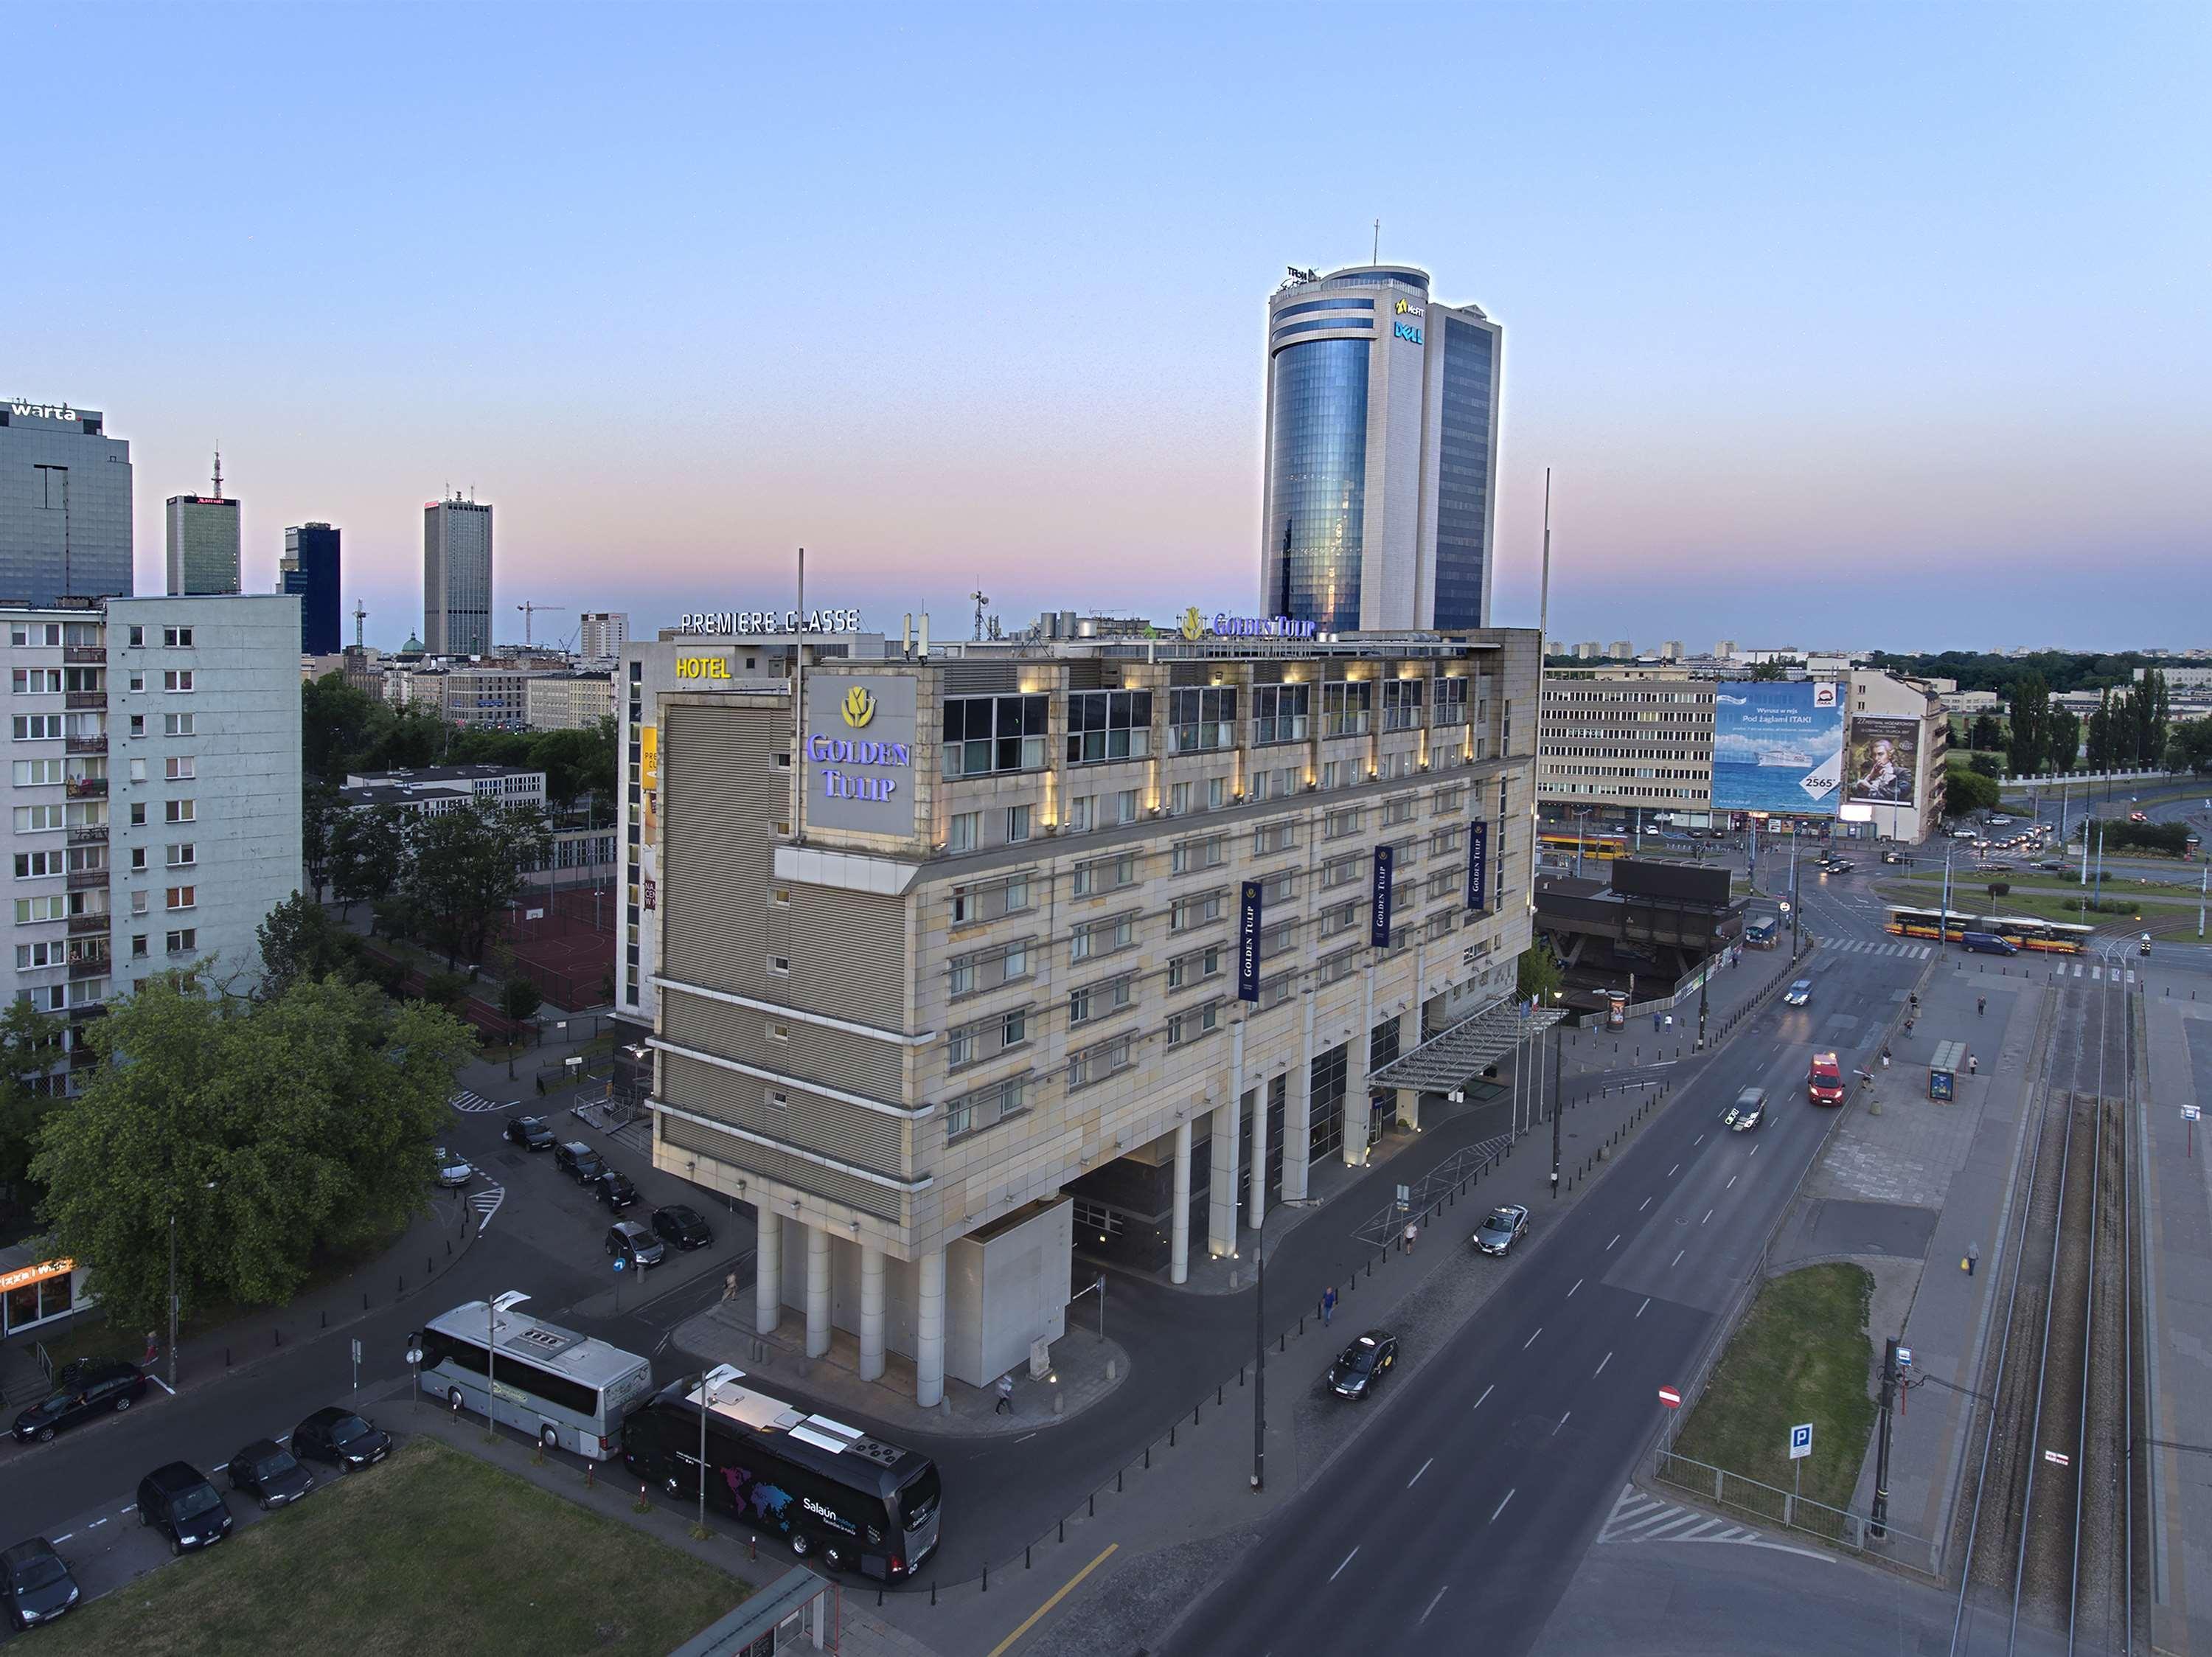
[970,587,990,642]
[516,601,567,647]
[352,600,367,650]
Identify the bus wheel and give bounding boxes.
[540,1425,559,1453]
[821,1543,849,1574]
[788,1531,813,1559]
[448,1387,466,1413]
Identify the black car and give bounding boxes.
[593,1170,639,1211]
[291,1407,391,1473]
[555,1141,607,1184]
[10,1358,147,1444]
[1328,1330,1399,1400]
[0,1538,79,1631]
[652,1204,714,1251]
[226,1438,313,1510]
[504,1115,556,1150]
[136,1462,232,1555]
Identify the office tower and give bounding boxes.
[578,611,627,659]
[281,523,343,656]
[0,399,133,605]
[422,493,493,656]
[1260,264,1502,633]
[166,453,242,596]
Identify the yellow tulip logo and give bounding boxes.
[841,686,876,729]
[1180,607,1206,642]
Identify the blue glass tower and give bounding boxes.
[282,523,342,656]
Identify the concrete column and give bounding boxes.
[1284,993,1318,1201]
[1169,1120,1193,1285]
[858,1246,886,1381]
[1349,966,1375,1168]
[1341,1088,1368,1168]
[1397,1085,1420,1133]
[804,1224,831,1358]
[1247,1076,1269,1232]
[754,1209,782,1335]
[914,1248,947,1408]
[1210,1022,1245,1257]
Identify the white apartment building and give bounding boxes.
[338,762,547,820]
[579,613,628,661]
[524,671,615,732]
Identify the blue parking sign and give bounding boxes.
[1789,1422,1813,1460]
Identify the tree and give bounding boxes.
[1969,754,2001,778]
[327,807,406,920]
[1968,712,2003,754]
[2135,668,2168,767]
[2086,689,2114,772]
[1749,662,1787,681]
[29,975,475,1334]
[0,1000,66,1218]
[1516,940,1564,1005]
[2045,707,2081,774]
[2165,719,2212,776]
[498,978,543,1079]
[403,800,552,967]
[256,892,358,998]
[2007,675,2049,777]
[1945,761,1999,817]
[300,673,394,785]
[526,718,617,813]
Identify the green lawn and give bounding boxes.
[1880,873,2179,927]
[37,1437,745,1657]
[1672,1263,1877,1513]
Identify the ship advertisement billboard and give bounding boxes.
[1846,716,1919,809]
[1711,681,1843,816]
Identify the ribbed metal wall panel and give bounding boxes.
[941,663,1020,694]
[779,887,905,1026]
[661,1112,901,1221]
[661,701,782,998]
[662,989,907,1100]
[663,1052,907,1170]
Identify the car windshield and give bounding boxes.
[251,1451,299,1480]
[328,1415,372,1445]
[898,1465,942,1530]
[1338,1344,1376,1371]
[1484,1211,1514,1229]
[11,1554,67,1591]
[171,1484,223,1521]
[25,1394,71,1420]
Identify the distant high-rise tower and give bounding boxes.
[281,523,343,656]
[166,451,241,596]
[1261,264,1501,632]
[0,398,133,604]
[578,611,628,659]
[422,493,493,656]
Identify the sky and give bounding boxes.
[7,2,2208,654]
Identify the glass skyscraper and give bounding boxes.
[0,400,133,605]
[282,523,342,656]
[1260,265,1501,633]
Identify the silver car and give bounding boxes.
[1722,1087,1767,1132]
[1783,979,1813,1007]
[434,1150,474,1188]
[1472,1203,1529,1257]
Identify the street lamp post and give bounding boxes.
[1252,1236,1267,1491]
[1549,1013,1563,1198]
[1788,833,1801,961]
[1697,952,1711,1050]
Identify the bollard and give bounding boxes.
[585,1462,594,1489]
[635,1483,650,1512]
[321,1310,328,1329]
[983,1563,989,1594]
[363,1294,369,1312]
[1089,1493,1096,1518]
[749,1535,757,1560]
[447,1239,452,1255]
[1026,1545,1032,1570]
[1218,1384,1224,1406]
[1060,1519,1065,1543]
[274,1327,282,1347]
[1279,1332,1286,1353]
[931,1582,938,1605]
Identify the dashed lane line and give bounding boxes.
[1703,1209,1714,1225]
[1595,1351,1612,1378]
[1607,1234,1621,1250]
[1490,1489,1516,1524]
[1408,1457,1433,1489]
[1329,1546,1360,1583]
[1473,1384,1494,1411]
[1523,1327,1542,1349]
[1671,1250,1685,1268]
[1419,1587,1449,1627]
[1637,1297,1651,1318]
[1568,1278,1582,1298]
[1668,1163,1680,1177]
[1554,1411,1571,1435]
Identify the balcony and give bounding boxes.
[67,913,109,937]
[64,777,108,799]
[68,1003,107,1024]
[67,825,108,845]
[64,646,106,665]
[66,868,105,891]
[68,956,108,981]
[66,734,107,755]
[64,692,102,711]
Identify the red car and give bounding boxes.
[1809,1051,1846,1106]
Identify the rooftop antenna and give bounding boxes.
[211,448,223,499]
[970,585,990,642]
[1372,218,1380,264]
[353,599,367,650]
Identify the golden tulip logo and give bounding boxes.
[841,685,876,728]
[1180,607,1206,642]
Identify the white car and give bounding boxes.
[434,1150,475,1189]
[1988,815,2012,826]
[1783,979,1814,1007]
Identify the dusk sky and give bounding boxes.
[9,3,2206,653]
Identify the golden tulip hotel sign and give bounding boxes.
[804,675,917,833]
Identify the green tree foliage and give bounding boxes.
[1967,712,2004,753]
[500,977,543,1025]
[2006,675,2048,777]
[1516,940,1564,1005]
[327,807,407,920]
[1748,661,1787,681]
[1863,648,2166,699]
[2045,708,2081,774]
[1969,754,2001,778]
[404,801,552,967]
[29,976,474,1333]
[0,1000,66,1215]
[2086,688,2115,771]
[1945,761,1999,816]
[256,892,360,998]
[2165,718,2212,775]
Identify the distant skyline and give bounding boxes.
[7,2,2205,652]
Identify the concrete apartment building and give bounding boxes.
[641,625,1539,1406]
[337,762,546,820]
[578,612,628,661]
[0,400,133,607]
[7,594,302,1085]
[524,670,615,732]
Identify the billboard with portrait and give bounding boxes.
[1847,717,1919,809]
[1711,681,1843,816]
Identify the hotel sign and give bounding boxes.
[676,608,862,636]
[804,675,917,833]
[1464,819,1489,913]
[1176,608,1318,642]
[1370,844,1394,949]
[1237,880,1263,1003]
[674,656,734,680]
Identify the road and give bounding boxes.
[1161,859,1930,1656]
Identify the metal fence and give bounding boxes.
[1650,1448,1927,1552]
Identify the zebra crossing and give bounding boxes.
[1598,1485,1827,1557]
[448,1089,508,1114]
[1818,937,1932,959]
[2063,963,2138,984]
[467,1183,505,1234]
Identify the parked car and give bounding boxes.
[1722,1086,1767,1132]
[291,1407,391,1473]
[651,1204,714,1251]
[1472,1203,1530,1257]
[555,1141,608,1184]
[225,1439,313,1510]
[593,1170,639,1211]
[1326,1330,1399,1400]
[605,1220,666,1270]
[10,1358,147,1445]
[2129,810,2149,823]
[435,1150,475,1188]
[1783,979,1814,1007]
[504,1115,555,1151]
[136,1462,232,1555]
[0,1538,79,1630]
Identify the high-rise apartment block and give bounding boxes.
[1261,265,1501,633]
[579,612,628,660]
[281,524,342,656]
[166,456,241,596]
[422,494,493,656]
[0,400,133,606]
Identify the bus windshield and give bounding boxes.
[898,1465,942,1532]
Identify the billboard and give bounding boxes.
[1846,716,1919,809]
[1237,880,1263,1003]
[1611,858,1731,908]
[1711,681,1843,816]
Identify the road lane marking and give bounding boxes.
[1694,1135,1705,1145]
[1668,1163,1680,1177]
[1524,1327,1543,1349]
[1703,1209,1714,1225]
[1595,1351,1612,1378]
[1607,1233,1621,1250]
[1409,1457,1433,1488]
[1727,1175,1737,1189]
[49,1532,72,1543]
[1554,1411,1572,1435]
[1419,1587,1449,1626]
[1473,1383,1495,1411]
[987,1543,1120,1657]
[1641,1197,1653,1211]
[1671,1250,1685,1268]
[1491,1489,1516,1523]
[89,1518,108,1528]
[1750,1144,1759,1156]
[1637,1297,1651,1317]
[1569,1278,1583,1298]
[1329,1546,1360,1583]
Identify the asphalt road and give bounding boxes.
[1161,863,1927,1657]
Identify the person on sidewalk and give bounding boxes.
[1321,1286,1337,1327]
[144,1330,158,1366]
[995,1374,1014,1414]
[1969,1054,1978,1075]
[1978,996,1986,1016]
[1403,1221,1419,1254]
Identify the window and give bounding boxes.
[1169,781,1192,816]
[1429,825,1463,857]
[1383,796,1415,826]
[1072,854,1136,896]
[165,755,195,781]
[1259,869,1297,906]
[164,886,195,911]
[127,625,145,647]
[771,886,790,907]
[1259,918,1296,959]
[1324,807,1363,840]
[129,803,146,827]
[1113,789,1138,825]
[1068,974,1134,1026]
[1432,785,1465,816]
[130,891,147,917]
[1065,689,1153,765]
[1382,678,1425,731]
[130,848,147,871]
[131,935,148,959]
[1317,947,1357,985]
[1426,868,1457,901]
[1065,795,1093,833]
[1169,890,1225,932]
[1167,944,1223,990]
[947,1007,1029,1069]
[12,805,63,833]
[1066,1035,1133,1090]
[13,894,67,925]
[165,928,198,953]
[1253,682,1310,746]
[945,1074,1028,1140]
[162,626,194,647]
[1322,681,1372,737]
[1166,1001,1220,1046]
[24,984,64,1012]
[10,715,62,740]
[1433,678,1469,726]
[942,693,1048,778]
[1208,776,1226,810]
[950,875,1032,925]
[162,670,194,692]
[12,850,63,878]
[947,811,981,853]
[1253,819,1297,856]
[11,759,64,787]
[8,623,58,647]
[165,844,195,868]
[1070,912,1135,962]
[1319,900,1360,938]
[10,670,62,695]
[165,799,195,823]
[1005,805,1031,844]
[128,714,144,737]
[164,712,195,737]
[1322,761,1340,790]
[1323,852,1363,889]
[128,758,146,782]
[1168,686,1237,754]
[769,954,790,976]
[948,939,1032,998]
[1249,770,1270,802]
[1170,835,1225,875]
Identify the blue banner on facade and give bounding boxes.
[1371,845,1394,948]
[1237,879,1263,1003]
[1466,820,1489,912]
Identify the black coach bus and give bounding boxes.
[623,1365,941,1581]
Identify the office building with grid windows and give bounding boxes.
[641,624,1538,1406]
[0,400,133,607]
[422,493,493,656]
[1261,265,1503,633]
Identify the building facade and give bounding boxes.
[644,628,1538,1405]
[1260,266,1502,633]
[0,401,132,606]
[422,494,493,656]
[165,479,241,597]
[338,762,547,820]
[524,670,615,732]
[579,612,628,661]
[281,524,342,656]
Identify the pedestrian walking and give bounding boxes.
[1881,1049,1891,1068]
[1321,1286,1337,1327]
[1403,1220,1419,1254]
[144,1330,158,1366]
[1969,1054,1978,1075]
[1978,996,1986,1016]
[995,1374,1014,1414]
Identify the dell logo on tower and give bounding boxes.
[1393,321,1423,345]
[841,686,876,728]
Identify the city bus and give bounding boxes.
[1883,906,2090,954]
[1538,830,1630,861]
[416,1293,654,1461]
[1744,916,1780,950]
[1884,904,1969,944]
[622,1365,942,1581]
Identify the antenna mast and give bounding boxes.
[353,600,367,650]
[970,586,990,642]
[1372,218,1380,263]
[212,448,223,499]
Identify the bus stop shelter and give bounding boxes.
[1929,1040,1967,1102]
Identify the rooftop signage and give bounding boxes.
[676,608,861,636]
[1177,608,1318,642]
[9,400,81,421]
[805,675,916,833]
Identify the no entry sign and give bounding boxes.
[1658,1386,1682,1409]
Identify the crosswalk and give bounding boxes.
[1599,1485,1821,1555]
[2062,963,2138,984]
[1819,938,1932,959]
[468,1183,505,1234]
[448,1089,507,1114]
